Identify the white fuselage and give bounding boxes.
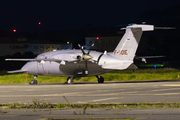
[21,50,115,77]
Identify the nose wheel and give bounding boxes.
[66,77,75,84]
[29,75,38,85]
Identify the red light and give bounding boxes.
[96,37,99,40]
[38,22,41,25]
[13,29,16,32]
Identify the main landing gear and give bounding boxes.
[29,75,38,85]
[96,75,104,83]
[65,76,104,84]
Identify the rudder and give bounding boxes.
[112,24,154,61]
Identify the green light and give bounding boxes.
[139,64,164,67]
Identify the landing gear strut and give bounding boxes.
[29,75,38,85]
[66,77,76,84]
[96,75,104,83]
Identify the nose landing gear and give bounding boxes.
[66,77,76,84]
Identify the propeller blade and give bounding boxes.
[78,44,86,55]
[87,43,94,54]
[78,44,93,64]
[78,44,94,75]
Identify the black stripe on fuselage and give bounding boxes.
[97,54,104,64]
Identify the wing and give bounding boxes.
[5,58,77,63]
[6,58,78,73]
[7,69,27,73]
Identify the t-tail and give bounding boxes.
[112,24,154,61]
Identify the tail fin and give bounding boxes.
[112,24,154,61]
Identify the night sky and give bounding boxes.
[1,0,180,32]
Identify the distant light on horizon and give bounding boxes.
[13,29,16,32]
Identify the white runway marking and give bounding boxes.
[155,93,180,95]
[0,91,10,92]
[24,90,34,91]
[50,89,121,96]
[162,84,180,86]
[91,97,119,102]
[152,88,180,92]
[121,91,138,94]
[77,97,119,103]
[0,91,179,98]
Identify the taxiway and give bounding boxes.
[0,81,180,104]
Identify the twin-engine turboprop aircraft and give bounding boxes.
[6,24,158,84]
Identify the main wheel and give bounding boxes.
[98,76,104,83]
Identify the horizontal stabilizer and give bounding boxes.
[135,56,165,59]
[7,70,26,73]
[135,56,165,63]
[154,27,175,30]
[121,24,154,31]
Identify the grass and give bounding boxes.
[0,68,180,84]
[0,99,180,109]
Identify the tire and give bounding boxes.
[98,76,104,83]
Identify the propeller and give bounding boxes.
[78,44,94,61]
[78,44,94,74]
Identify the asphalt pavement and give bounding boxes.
[0,80,180,120]
[0,80,180,104]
